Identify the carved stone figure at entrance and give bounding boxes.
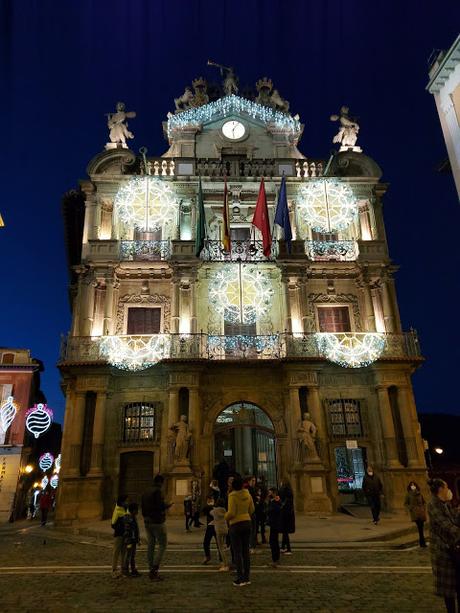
[169,414,192,463]
[297,412,320,463]
[106,102,136,147]
[330,105,360,150]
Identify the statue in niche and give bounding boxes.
[106,102,136,147]
[297,412,320,462]
[169,414,192,463]
[330,106,360,149]
[174,87,194,112]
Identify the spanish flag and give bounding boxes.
[222,175,231,252]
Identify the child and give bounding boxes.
[210,497,229,571]
[111,495,128,578]
[209,479,220,503]
[184,495,193,531]
[122,502,141,577]
[266,487,282,568]
[202,496,220,564]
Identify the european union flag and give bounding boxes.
[274,176,292,253]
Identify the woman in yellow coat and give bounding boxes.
[225,477,255,587]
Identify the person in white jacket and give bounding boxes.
[210,498,229,571]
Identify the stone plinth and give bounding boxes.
[294,464,334,514]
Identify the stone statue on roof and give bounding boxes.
[207,60,239,95]
[255,77,290,113]
[106,102,136,149]
[330,106,361,151]
[174,87,194,112]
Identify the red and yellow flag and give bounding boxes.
[222,175,231,252]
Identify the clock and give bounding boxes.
[222,120,246,140]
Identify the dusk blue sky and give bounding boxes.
[1,1,460,424]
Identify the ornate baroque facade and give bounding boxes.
[56,75,426,523]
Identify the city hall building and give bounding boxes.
[56,73,426,523]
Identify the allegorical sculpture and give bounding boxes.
[169,414,192,463]
[208,60,239,95]
[190,77,209,107]
[174,87,194,112]
[330,106,361,151]
[297,412,320,463]
[106,102,136,148]
[255,77,289,113]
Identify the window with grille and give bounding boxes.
[1,353,14,364]
[312,231,338,242]
[127,308,161,334]
[123,403,156,442]
[317,306,351,332]
[327,399,363,437]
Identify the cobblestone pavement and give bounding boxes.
[0,523,444,613]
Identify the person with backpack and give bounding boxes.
[111,494,128,578]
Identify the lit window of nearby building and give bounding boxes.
[317,306,351,332]
[1,353,14,365]
[127,308,161,335]
[123,403,156,442]
[327,399,363,437]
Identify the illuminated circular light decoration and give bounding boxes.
[114,176,179,232]
[0,396,18,433]
[315,332,386,368]
[297,179,358,234]
[208,265,274,324]
[50,474,59,489]
[41,475,49,490]
[26,403,53,439]
[39,453,54,472]
[100,334,171,371]
[54,454,62,473]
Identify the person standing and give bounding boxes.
[39,488,53,526]
[184,495,193,531]
[202,496,219,564]
[279,479,295,554]
[225,476,255,586]
[209,479,221,503]
[111,494,128,578]
[247,476,258,552]
[141,474,172,582]
[405,481,427,547]
[255,485,268,545]
[362,466,383,524]
[427,478,460,613]
[266,487,282,567]
[210,498,230,571]
[122,502,141,577]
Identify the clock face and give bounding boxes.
[222,120,246,140]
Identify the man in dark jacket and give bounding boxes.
[362,466,383,524]
[141,474,172,581]
[267,487,283,567]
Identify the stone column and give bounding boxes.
[308,385,327,450]
[386,276,402,334]
[168,389,180,429]
[397,386,425,467]
[376,385,401,468]
[103,277,115,336]
[381,279,395,333]
[288,387,301,463]
[362,284,376,332]
[82,184,98,243]
[188,387,200,466]
[81,279,96,337]
[282,275,292,332]
[190,278,197,333]
[171,274,180,334]
[67,392,87,476]
[359,204,372,240]
[88,392,107,476]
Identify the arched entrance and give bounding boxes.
[214,402,277,485]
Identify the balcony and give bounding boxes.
[304,240,359,262]
[120,240,171,261]
[201,239,277,262]
[59,331,422,370]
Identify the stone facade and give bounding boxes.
[56,82,426,523]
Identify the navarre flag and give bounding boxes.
[274,175,292,253]
[252,177,272,257]
[194,177,206,257]
[222,175,231,252]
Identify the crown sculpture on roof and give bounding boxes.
[105,102,137,150]
[330,105,362,152]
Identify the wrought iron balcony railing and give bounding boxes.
[304,240,359,262]
[120,240,171,261]
[201,239,277,262]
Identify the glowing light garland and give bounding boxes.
[41,475,49,490]
[208,264,274,324]
[297,179,358,234]
[54,454,61,473]
[50,474,59,489]
[26,403,53,438]
[100,334,171,371]
[114,176,179,232]
[39,453,54,472]
[315,332,386,368]
[167,95,301,136]
[0,396,18,433]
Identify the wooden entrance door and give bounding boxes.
[119,451,154,505]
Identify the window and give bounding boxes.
[312,231,338,242]
[1,353,14,364]
[327,399,363,437]
[230,226,251,241]
[127,307,161,334]
[317,306,351,332]
[224,319,257,336]
[123,403,156,442]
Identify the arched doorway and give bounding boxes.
[214,402,277,486]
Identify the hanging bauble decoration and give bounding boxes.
[0,396,18,433]
[26,403,53,439]
[39,452,54,472]
[54,454,62,473]
[297,179,358,234]
[50,474,59,489]
[41,475,49,490]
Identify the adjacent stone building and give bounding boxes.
[56,74,426,523]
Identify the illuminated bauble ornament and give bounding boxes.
[297,179,358,234]
[41,475,49,490]
[114,176,179,232]
[208,264,274,324]
[26,403,53,438]
[54,454,62,473]
[50,474,59,489]
[0,396,17,433]
[315,332,386,368]
[39,453,54,472]
[100,334,171,371]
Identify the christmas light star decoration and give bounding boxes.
[315,332,386,368]
[297,179,358,234]
[167,95,301,136]
[50,474,59,489]
[26,403,53,438]
[100,334,171,371]
[0,396,18,433]
[39,453,54,472]
[114,176,179,233]
[208,264,274,324]
[41,475,49,490]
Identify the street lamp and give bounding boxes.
[24,464,33,474]
[434,447,444,455]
